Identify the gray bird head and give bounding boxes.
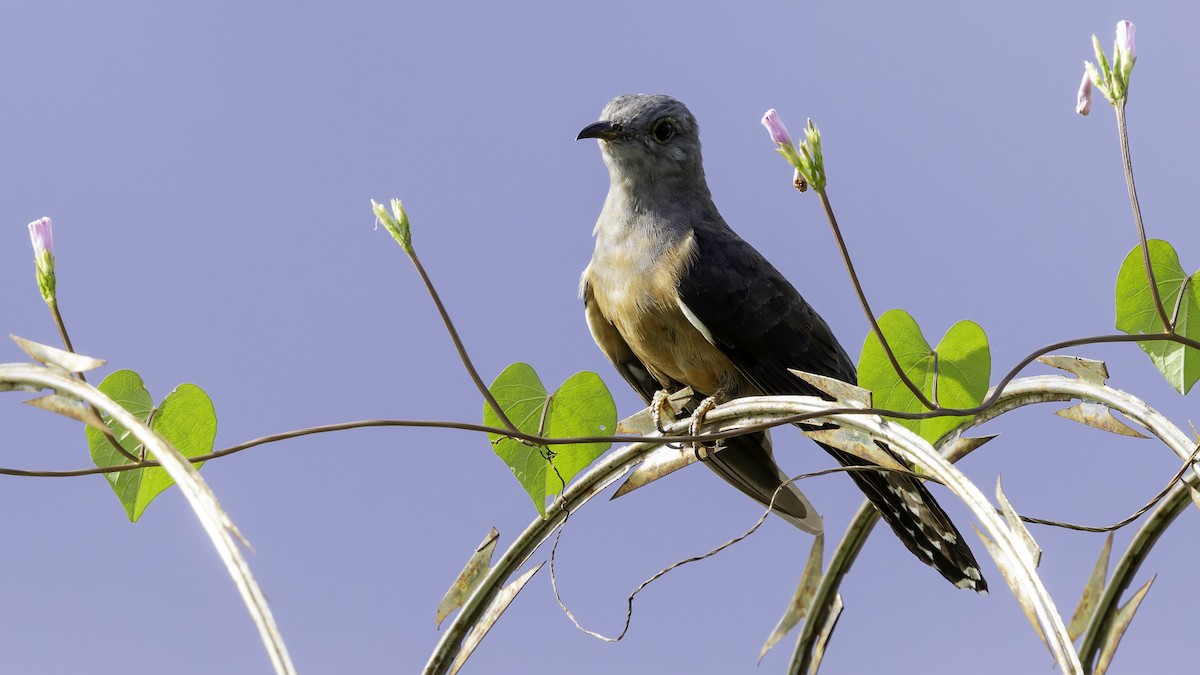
[577,94,705,186]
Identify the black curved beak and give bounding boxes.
[577,120,620,141]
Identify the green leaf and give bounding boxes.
[857,310,990,444]
[85,370,217,522]
[485,363,616,517]
[1115,239,1200,394]
[542,372,616,487]
[484,364,552,515]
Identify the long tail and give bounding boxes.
[703,430,824,535]
[822,444,987,593]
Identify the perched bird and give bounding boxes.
[577,94,986,592]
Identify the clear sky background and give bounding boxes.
[2,2,1197,673]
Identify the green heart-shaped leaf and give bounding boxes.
[85,370,217,522]
[858,310,990,444]
[484,363,616,516]
[1115,239,1200,394]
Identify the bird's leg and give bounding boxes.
[651,389,690,450]
[688,392,725,460]
[650,390,672,434]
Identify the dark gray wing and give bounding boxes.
[675,224,856,397]
[676,223,987,592]
[583,278,823,534]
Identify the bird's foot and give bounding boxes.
[689,394,720,459]
[651,390,672,434]
[650,390,688,450]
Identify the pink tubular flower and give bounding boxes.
[1116,20,1135,59]
[760,109,793,146]
[28,217,53,257]
[27,216,56,304]
[1076,71,1092,116]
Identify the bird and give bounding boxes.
[576,93,986,592]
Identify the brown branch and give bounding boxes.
[48,301,142,464]
[406,248,520,435]
[547,464,938,643]
[49,302,76,355]
[815,190,937,410]
[1016,443,1200,534]
[5,332,1200,479]
[1115,103,1173,331]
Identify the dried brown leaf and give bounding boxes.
[1054,402,1146,438]
[974,526,1047,649]
[436,528,500,628]
[1187,483,1200,514]
[612,442,714,499]
[759,533,824,661]
[996,476,1041,568]
[24,393,108,432]
[801,427,906,472]
[808,593,843,675]
[1094,575,1155,675]
[788,369,872,407]
[1068,533,1112,641]
[448,562,543,675]
[939,431,998,463]
[1037,355,1109,385]
[10,334,105,373]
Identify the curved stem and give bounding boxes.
[407,249,519,434]
[429,393,1081,674]
[1,364,296,675]
[815,190,936,410]
[790,373,1195,673]
[423,436,657,674]
[46,302,142,464]
[1076,481,1190,670]
[7,331,1200,480]
[1115,103,1172,330]
[788,498,877,672]
[48,301,76,354]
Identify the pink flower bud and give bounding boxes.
[760,109,793,146]
[28,217,53,257]
[1116,21,1135,59]
[1076,71,1092,116]
[27,216,56,304]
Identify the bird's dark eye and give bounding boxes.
[651,119,676,143]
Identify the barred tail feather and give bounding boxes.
[823,444,987,593]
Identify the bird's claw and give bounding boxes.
[689,394,720,459]
[651,390,672,434]
[651,390,689,450]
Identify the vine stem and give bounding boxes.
[815,189,937,410]
[405,248,520,435]
[790,372,1197,673]
[49,302,76,354]
[5,332,1200,479]
[46,301,142,464]
[1115,102,1172,330]
[425,391,1082,675]
[1,364,295,675]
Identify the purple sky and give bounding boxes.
[2,3,1198,673]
